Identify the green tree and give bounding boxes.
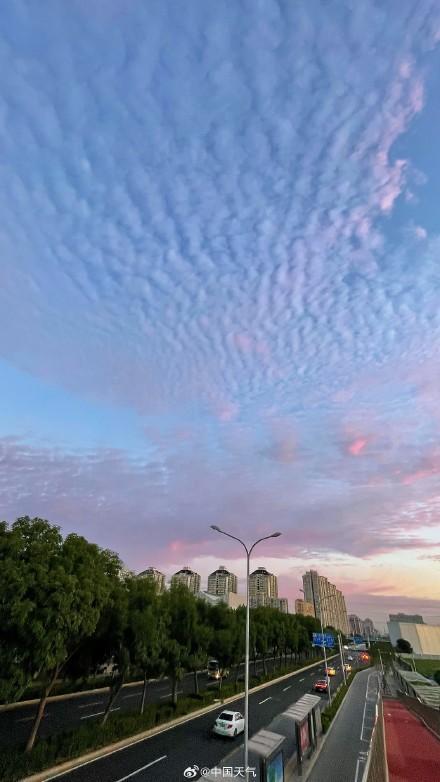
[0,517,119,751]
[254,608,271,675]
[188,601,213,696]
[396,638,413,654]
[162,584,197,706]
[126,577,164,713]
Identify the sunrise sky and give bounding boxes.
[1,1,440,629]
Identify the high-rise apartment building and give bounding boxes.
[363,618,376,639]
[171,566,201,595]
[249,567,288,611]
[295,598,315,617]
[137,566,166,593]
[269,597,289,613]
[249,566,278,599]
[349,614,365,637]
[207,565,238,596]
[302,570,349,635]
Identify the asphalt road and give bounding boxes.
[42,658,353,782]
[308,667,380,782]
[0,656,309,749]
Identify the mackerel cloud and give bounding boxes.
[0,1,440,574]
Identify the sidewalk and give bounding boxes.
[383,699,440,782]
[305,668,379,782]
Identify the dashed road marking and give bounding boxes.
[81,707,120,720]
[114,755,167,782]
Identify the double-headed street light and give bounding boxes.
[210,525,282,773]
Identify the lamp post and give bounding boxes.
[210,525,281,773]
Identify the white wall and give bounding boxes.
[388,621,440,655]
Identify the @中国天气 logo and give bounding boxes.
[183,766,210,779]
[183,766,199,779]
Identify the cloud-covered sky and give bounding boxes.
[1,0,440,626]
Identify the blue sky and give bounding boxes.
[1,0,440,624]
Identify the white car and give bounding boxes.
[212,710,245,738]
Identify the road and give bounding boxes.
[0,656,317,749]
[41,658,352,782]
[308,667,380,782]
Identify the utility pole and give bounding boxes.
[338,633,347,685]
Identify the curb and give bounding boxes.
[20,656,336,782]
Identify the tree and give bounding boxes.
[0,517,120,751]
[125,578,164,713]
[162,584,197,706]
[188,601,213,697]
[396,638,413,654]
[253,608,271,675]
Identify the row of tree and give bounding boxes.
[0,517,322,753]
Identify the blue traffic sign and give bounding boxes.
[312,632,335,648]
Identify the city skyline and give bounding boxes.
[133,560,433,630]
[1,2,440,628]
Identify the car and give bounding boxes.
[212,710,244,738]
[347,655,354,661]
[207,659,229,680]
[325,666,336,676]
[313,679,328,693]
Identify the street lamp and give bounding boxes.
[210,525,281,773]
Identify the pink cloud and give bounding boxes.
[400,451,440,485]
[378,158,407,213]
[347,437,368,456]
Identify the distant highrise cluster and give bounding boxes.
[302,569,349,635]
[349,614,378,640]
[136,562,289,612]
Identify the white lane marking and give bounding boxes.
[159,691,183,700]
[81,707,120,720]
[259,697,272,705]
[300,678,305,682]
[354,751,369,782]
[282,685,291,692]
[78,701,103,709]
[44,736,166,781]
[360,671,379,741]
[122,693,141,699]
[114,755,167,782]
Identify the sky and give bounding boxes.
[1,0,440,629]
